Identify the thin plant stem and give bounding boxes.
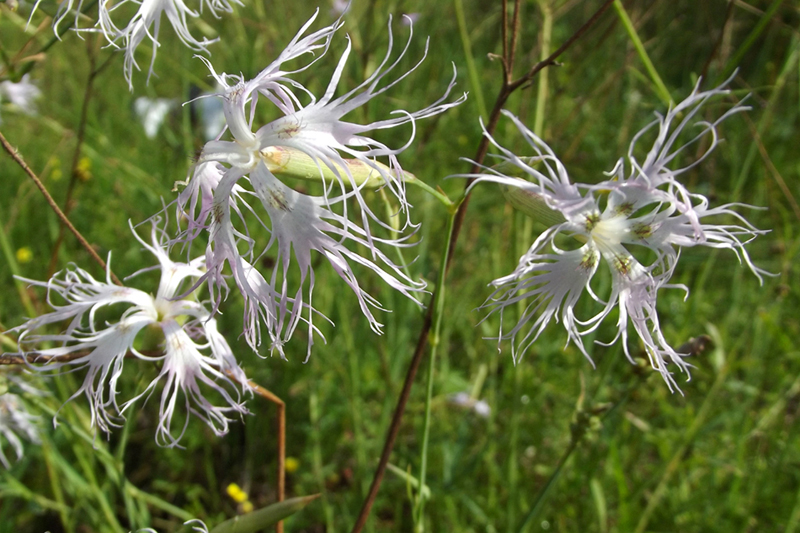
[48,39,116,277]
[40,435,72,533]
[448,0,615,265]
[339,294,369,500]
[0,202,36,317]
[454,0,488,120]
[241,378,286,533]
[612,0,672,106]
[517,432,581,533]
[406,175,454,208]
[310,392,336,532]
[633,352,731,533]
[349,3,615,531]
[16,0,101,78]
[718,0,785,82]
[532,0,553,138]
[0,130,122,285]
[413,210,456,532]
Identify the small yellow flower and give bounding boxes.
[226,483,248,503]
[16,247,32,264]
[285,456,300,474]
[76,157,92,182]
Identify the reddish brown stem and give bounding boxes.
[0,130,121,285]
[349,2,614,532]
[245,378,286,533]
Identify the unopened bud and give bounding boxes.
[501,184,565,227]
[262,146,413,189]
[492,158,566,227]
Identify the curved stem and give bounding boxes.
[413,210,456,531]
[517,433,581,533]
[405,175,454,208]
[0,130,121,285]
[48,39,116,277]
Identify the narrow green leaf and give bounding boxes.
[209,494,320,533]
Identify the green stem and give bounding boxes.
[533,0,553,138]
[414,210,457,532]
[453,0,488,120]
[338,294,369,501]
[719,0,785,82]
[633,354,730,533]
[517,436,582,533]
[0,202,35,317]
[18,0,101,78]
[406,175,454,208]
[125,483,195,521]
[40,436,73,533]
[613,0,672,106]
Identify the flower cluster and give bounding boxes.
[4,10,462,445]
[13,222,251,446]
[176,12,464,359]
[471,79,768,390]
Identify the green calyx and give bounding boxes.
[262,146,414,189]
[492,159,566,227]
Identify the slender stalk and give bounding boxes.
[454,0,488,120]
[48,39,115,277]
[633,357,730,533]
[718,0,785,81]
[0,202,36,317]
[612,0,672,106]
[242,378,286,533]
[517,434,581,533]
[40,435,72,533]
[125,483,195,521]
[414,210,456,532]
[532,0,553,138]
[448,0,615,265]
[406,176,454,208]
[16,0,101,78]
[0,130,122,285]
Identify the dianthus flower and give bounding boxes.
[470,79,769,390]
[37,0,239,88]
[0,375,41,468]
[12,221,251,446]
[0,74,41,122]
[177,12,464,358]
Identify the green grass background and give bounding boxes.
[0,0,799,531]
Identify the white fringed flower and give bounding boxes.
[0,74,41,122]
[470,79,769,390]
[13,221,251,446]
[178,12,464,358]
[0,376,41,468]
[39,0,239,89]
